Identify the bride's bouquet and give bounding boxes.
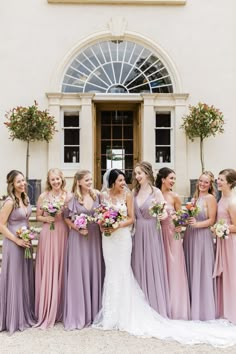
[149,200,167,230]
[73,213,93,238]
[211,219,230,240]
[16,226,41,259]
[184,199,200,217]
[41,199,64,230]
[94,203,126,236]
[171,209,189,240]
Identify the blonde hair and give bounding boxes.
[133,161,155,194]
[193,171,216,199]
[6,170,29,208]
[45,168,66,192]
[72,170,96,204]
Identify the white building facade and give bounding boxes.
[0,0,234,198]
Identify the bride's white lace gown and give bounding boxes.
[93,197,236,347]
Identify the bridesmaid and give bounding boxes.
[183,171,217,320]
[0,170,35,333]
[63,170,104,330]
[131,161,170,318]
[156,167,190,320]
[35,168,70,328]
[213,168,236,324]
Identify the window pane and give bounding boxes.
[64,129,80,145]
[155,130,170,145]
[64,147,80,163]
[156,147,171,163]
[101,126,111,139]
[64,115,79,127]
[124,126,133,139]
[112,126,122,139]
[156,113,171,127]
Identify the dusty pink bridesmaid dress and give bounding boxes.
[213,197,236,324]
[34,193,69,328]
[161,204,190,320]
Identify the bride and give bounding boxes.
[93,168,236,347]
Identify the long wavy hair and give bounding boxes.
[155,167,175,189]
[133,161,155,194]
[72,170,96,204]
[45,168,66,192]
[193,171,216,199]
[218,168,236,190]
[6,170,29,208]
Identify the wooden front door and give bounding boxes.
[95,103,141,189]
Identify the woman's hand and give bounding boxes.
[175,225,183,233]
[15,238,31,248]
[79,228,88,236]
[44,216,55,224]
[187,217,198,227]
[158,210,168,221]
[103,226,115,234]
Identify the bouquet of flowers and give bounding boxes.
[211,219,230,240]
[73,213,93,238]
[16,226,41,259]
[149,200,167,230]
[171,209,189,240]
[184,199,200,217]
[94,203,126,236]
[41,199,64,230]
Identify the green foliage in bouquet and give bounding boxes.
[181,102,225,172]
[4,101,57,179]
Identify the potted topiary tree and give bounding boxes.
[4,101,57,204]
[181,102,225,198]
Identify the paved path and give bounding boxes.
[0,324,236,354]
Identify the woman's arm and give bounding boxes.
[228,197,236,233]
[174,193,182,212]
[119,191,134,228]
[0,200,30,248]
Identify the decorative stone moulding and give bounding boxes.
[48,0,186,5]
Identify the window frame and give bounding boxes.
[154,109,174,167]
[61,109,81,169]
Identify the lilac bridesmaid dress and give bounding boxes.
[161,204,190,320]
[131,189,170,318]
[0,198,35,334]
[63,193,104,330]
[213,197,236,324]
[183,196,216,320]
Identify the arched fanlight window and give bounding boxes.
[62,40,173,94]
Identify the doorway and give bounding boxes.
[95,103,141,189]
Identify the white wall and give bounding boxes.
[0,0,235,195]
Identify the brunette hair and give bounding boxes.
[6,170,29,208]
[155,167,175,189]
[108,169,126,188]
[72,170,96,204]
[193,171,216,199]
[218,169,236,189]
[133,161,154,194]
[45,168,66,192]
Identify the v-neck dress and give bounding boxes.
[34,192,69,328]
[63,193,104,330]
[131,188,170,318]
[0,197,35,334]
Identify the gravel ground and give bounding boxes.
[0,324,236,354]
